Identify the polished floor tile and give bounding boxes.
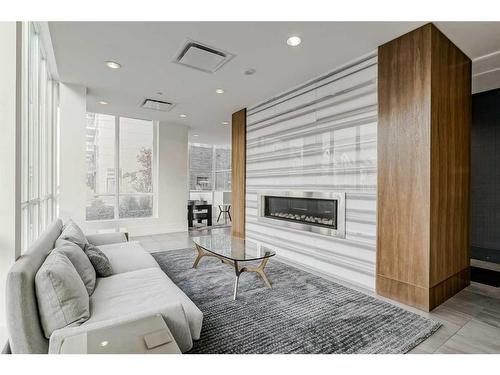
[409,321,462,354]
[434,319,500,354]
[428,305,474,327]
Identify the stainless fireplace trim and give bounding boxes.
[257,191,346,238]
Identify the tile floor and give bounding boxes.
[131,228,500,354]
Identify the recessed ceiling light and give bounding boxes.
[286,36,302,47]
[98,100,108,105]
[244,68,256,75]
[222,121,229,125]
[215,88,225,94]
[179,114,187,118]
[105,61,121,69]
[193,134,199,137]
[100,341,109,347]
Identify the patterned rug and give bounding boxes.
[152,249,441,354]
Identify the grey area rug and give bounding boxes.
[152,249,441,354]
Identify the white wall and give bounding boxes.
[58,83,87,225]
[0,21,21,349]
[58,87,189,236]
[156,122,189,233]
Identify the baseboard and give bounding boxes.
[376,275,430,311]
[376,268,470,312]
[471,258,500,273]
[429,268,470,310]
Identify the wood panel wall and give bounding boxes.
[231,108,247,238]
[377,23,471,311]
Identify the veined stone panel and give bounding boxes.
[246,53,377,291]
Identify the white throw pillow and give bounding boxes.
[54,239,97,295]
[35,251,90,338]
[58,219,89,250]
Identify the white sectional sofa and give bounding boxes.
[6,219,203,354]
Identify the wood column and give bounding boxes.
[376,23,471,311]
[231,108,247,238]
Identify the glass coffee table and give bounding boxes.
[191,234,276,300]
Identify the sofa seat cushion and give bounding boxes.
[88,267,203,340]
[97,241,159,274]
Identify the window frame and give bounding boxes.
[214,145,231,191]
[21,22,60,252]
[85,113,158,222]
[188,143,231,192]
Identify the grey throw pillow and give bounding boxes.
[58,219,88,250]
[54,240,96,295]
[84,243,113,277]
[35,252,90,338]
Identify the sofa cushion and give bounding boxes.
[84,244,114,277]
[97,241,159,274]
[54,240,96,295]
[88,267,203,340]
[35,251,90,338]
[58,219,88,250]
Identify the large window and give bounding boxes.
[189,144,214,191]
[21,23,59,252]
[189,144,231,191]
[188,143,231,212]
[215,147,231,191]
[85,113,157,221]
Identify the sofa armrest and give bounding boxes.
[49,304,193,353]
[85,232,129,246]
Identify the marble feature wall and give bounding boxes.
[246,53,377,290]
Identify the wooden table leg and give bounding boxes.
[193,244,232,269]
[241,257,272,288]
[192,244,273,299]
[192,245,205,269]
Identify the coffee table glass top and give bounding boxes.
[191,234,276,261]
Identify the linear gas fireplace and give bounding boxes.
[257,191,346,237]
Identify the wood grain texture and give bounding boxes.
[377,24,432,291]
[429,25,471,287]
[377,24,471,311]
[231,108,247,238]
[429,268,470,310]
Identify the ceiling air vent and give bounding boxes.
[174,40,234,73]
[141,99,176,112]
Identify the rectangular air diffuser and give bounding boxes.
[141,99,175,112]
[174,40,234,73]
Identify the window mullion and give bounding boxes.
[114,116,120,221]
[212,145,216,205]
[152,121,158,217]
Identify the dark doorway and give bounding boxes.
[471,88,500,264]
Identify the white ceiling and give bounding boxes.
[48,22,500,145]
